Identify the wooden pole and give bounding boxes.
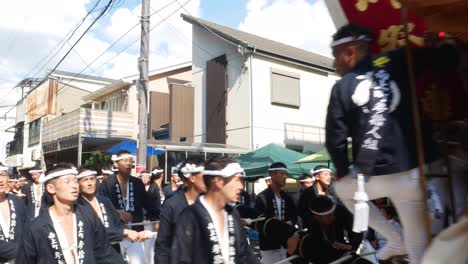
[401,7,432,244]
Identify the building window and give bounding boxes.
[28,119,41,146]
[270,68,300,108]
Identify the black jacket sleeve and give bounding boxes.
[171,208,196,264]
[15,225,37,264]
[89,206,126,264]
[326,82,351,178]
[145,184,161,221]
[232,210,260,264]
[0,240,19,262]
[101,196,126,243]
[285,193,298,224]
[154,202,175,264]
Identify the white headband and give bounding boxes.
[268,167,288,172]
[151,168,164,174]
[101,170,114,175]
[8,179,19,182]
[77,171,97,180]
[299,178,314,183]
[138,173,151,177]
[180,163,204,178]
[310,203,336,216]
[313,168,332,175]
[203,163,244,178]
[40,169,78,183]
[29,169,42,174]
[111,154,135,162]
[0,166,9,172]
[330,35,371,47]
[264,176,271,180]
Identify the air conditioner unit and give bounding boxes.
[6,155,23,167]
[31,149,42,161]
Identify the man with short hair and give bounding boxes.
[172,157,258,263]
[0,165,27,263]
[325,23,459,263]
[298,173,314,191]
[255,162,298,263]
[16,163,124,263]
[287,196,364,264]
[98,150,160,264]
[298,165,336,229]
[154,159,206,264]
[76,167,142,246]
[23,166,44,219]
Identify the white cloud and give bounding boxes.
[0,0,201,98]
[238,0,336,57]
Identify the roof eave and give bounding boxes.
[82,80,131,101]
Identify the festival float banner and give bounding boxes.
[324,0,426,54]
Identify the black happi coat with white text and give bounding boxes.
[22,182,45,220]
[254,187,298,250]
[98,174,160,231]
[77,194,125,243]
[0,194,27,263]
[172,200,259,264]
[16,203,125,264]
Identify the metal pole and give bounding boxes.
[137,0,150,170]
[77,134,82,167]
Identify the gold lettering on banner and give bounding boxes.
[378,23,424,52]
[355,0,402,12]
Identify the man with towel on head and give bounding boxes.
[0,164,27,263]
[172,157,258,264]
[23,166,45,220]
[16,163,124,264]
[98,150,160,264]
[255,162,298,264]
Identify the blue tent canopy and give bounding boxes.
[106,140,165,156]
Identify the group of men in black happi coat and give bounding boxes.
[1,21,462,264]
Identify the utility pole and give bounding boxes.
[137,0,150,170]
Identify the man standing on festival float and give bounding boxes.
[255,162,298,263]
[23,166,44,220]
[98,150,160,264]
[16,163,124,263]
[325,23,459,263]
[154,159,206,264]
[172,157,258,263]
[0,164,27,263]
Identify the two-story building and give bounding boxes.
[182,14,338,153]
[6,71,115,170]
[41,62,195,167]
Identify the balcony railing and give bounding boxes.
[42,108,135,143]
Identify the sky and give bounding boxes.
[0,0,336,115]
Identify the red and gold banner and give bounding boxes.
[329,0,426,54]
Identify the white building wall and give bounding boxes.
[250,55,336,152]
[191,26,252,147]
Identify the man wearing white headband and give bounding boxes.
[326,23,461,263]
[17,163,124,263]
[98,150,160,264]
[76,167,143,249]
[254,162,297,264]
[172,157,258,263]
[155,159,206,264]
[162,167,182,201]
[100,164,114,183]
[23,166,45,219]
[287,196,363,264]
[0,164,27,263]
[298,165,336,229]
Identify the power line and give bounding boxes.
[27,0,105,80]
[56,0,191,97]
[2,0,115,118]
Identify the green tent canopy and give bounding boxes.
[295,144,353,164]
[237,143,314,180]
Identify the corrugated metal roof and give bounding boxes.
[182,14,334,71]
